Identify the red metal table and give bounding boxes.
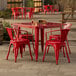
[12,22,62,61]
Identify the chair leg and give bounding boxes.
[64,44,70,63]
[29,13,31,19]
[44,10,46,14]
[24,45,26,52]
[54,44,60,65]
[14,48,17,62]
[6,44,11,60]
[13,48,14,53]
[47,46,49,53]
[16,16,17,19]
[14,14,16,19]
[47,11,50,14]
[43,43,47,62]
[54,48,59,65]
[22,13,23,19]
[28,42,33,60]
[63,47,65,57]
[20,46,23,58]
[25,14,26,19]
[11,15,13,19]
[31,36,35,52]
[66,38,71,54]
[16,47,20,57]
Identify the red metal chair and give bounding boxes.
[28,8,35,19]
[11,23,35,51]
[18,7,24,19]
[49,5,53,13]
[6,27,33,62]
[48,23,72,54]
[52,4,59,14]
[43,5,50,14]
[11,8,18,19]
[24,7,35,19]
[11,7,23,19]
[43,29,70,64]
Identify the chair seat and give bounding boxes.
[49,35,60,41]
[19,34,33,41]
[46,40,65,44]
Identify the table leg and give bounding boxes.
[35,27,39,61]
[41,28,44,52]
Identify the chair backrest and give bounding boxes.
[60,29,70,42]
[11,8,19,15]
[44,5,48,9]
[49,5,53,10]
[24,8,27,13]
[30,8,35,13]
[11,24,21,38]
[11,8,15,14]
[14,8,19,12]
[6,27,14,40]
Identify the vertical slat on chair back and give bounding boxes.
[14,7,19,14]
[6,27,13,40]
[12,25,21,39]
[61,29,70,42]
[30,8,35,13]
[11,8,15,15]
[24,8,27,13]
[12,25,18,34]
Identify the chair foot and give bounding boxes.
[68,60,70,63]
[42,59,44,62]
[31,57,33,61]
[21,54,23,58]
[6,55,9,60]
[15,60,17,63]
[56,60,58,65]
[36,60,38,62]
[36,59,38,62]
[69,51,71,54]
[56,63,58,65]
[6,58,8,60]
[64,55,66,57]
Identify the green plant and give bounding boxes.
[0,9,11,19]
[25,0,34,7]
[44,0,53,5]
[3,21,11,41]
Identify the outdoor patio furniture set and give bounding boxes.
[11,7,35,19]
[5,21,72,65]
[11,5,59,20]
[39,5,59,14]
